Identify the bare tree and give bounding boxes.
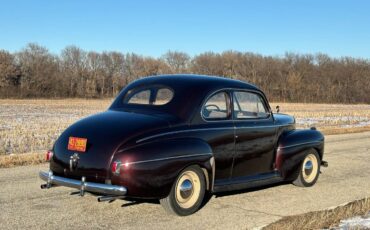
[162,51,190,73]
[61,46,87,97]
[0,50,20,97]
[16,43,59,97]
[1,43,370,103]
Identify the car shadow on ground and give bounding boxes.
[200,181,291,211]
[114,181,291,211]
[118,198,159,207]
[213,181,291,198]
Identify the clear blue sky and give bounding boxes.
[0,0,369,58]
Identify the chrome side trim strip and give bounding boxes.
[237,124,291,129]
[277,141,323,150]
[127,153,212,165]
[136,128,232,143]
[136,124,291,143]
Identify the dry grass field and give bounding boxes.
[264,197,370,230]
[0,99,370,157]
[270,102,370,134]
[0,99,112,156]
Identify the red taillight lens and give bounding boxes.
[46,150,53,161]
[112,161,122,175]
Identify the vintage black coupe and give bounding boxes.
[40,74,327,216]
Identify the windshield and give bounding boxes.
[123,86,174,106]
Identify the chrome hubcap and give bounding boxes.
[302,153,318,183]
[179,179,193,199]
[175,170,201,209]
[304,160,313,176]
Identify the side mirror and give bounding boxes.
[276,105,280,113]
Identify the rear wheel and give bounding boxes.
[160,165,206,216]
[293,149,321,187]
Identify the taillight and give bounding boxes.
[112,160,122,175]
[46,150,53,161]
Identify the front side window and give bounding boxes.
[202,91,229,120]
[233,91,269,119]
[124,86,174,106]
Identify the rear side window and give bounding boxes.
[202,92,229,120]
[127,89,151,104]
[233,91,269,119]
[154,88,173,105]
[124,87,174,106]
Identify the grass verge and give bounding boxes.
[0,153,45,168]
[263,197,370,230]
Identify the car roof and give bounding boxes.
[110,74,263,123]
[131,74,260,92]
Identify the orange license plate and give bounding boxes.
[68,137,87,152]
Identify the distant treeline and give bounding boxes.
[0,43,369,103]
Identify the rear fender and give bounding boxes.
[111,138,214,199]
[275,129,324,179]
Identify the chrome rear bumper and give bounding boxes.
[39,170,127,196]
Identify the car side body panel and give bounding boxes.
[111,138,213,198]
[275,129,325,179]
[127,123,236,186]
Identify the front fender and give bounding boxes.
[111,138,213,199]
[275,129,324,179]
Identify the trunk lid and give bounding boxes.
[50,110,169,182]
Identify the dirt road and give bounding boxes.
[1,132,370,230]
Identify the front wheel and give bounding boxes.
[293,149,321,187]
[160,165,206,216]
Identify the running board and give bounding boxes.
[213,172,283,193]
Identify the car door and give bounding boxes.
[231,90,277,179]
[200,90,235,182]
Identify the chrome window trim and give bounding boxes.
[200,88,273,123]
[200,89,232,122]
[232,90,271,120]
[123,85,175,106]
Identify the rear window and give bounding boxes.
[123,86,174,106]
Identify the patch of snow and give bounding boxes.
[335,213,370,229]
[296,116,370,128]
[0,124,12,130]
[341,120,370,128]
